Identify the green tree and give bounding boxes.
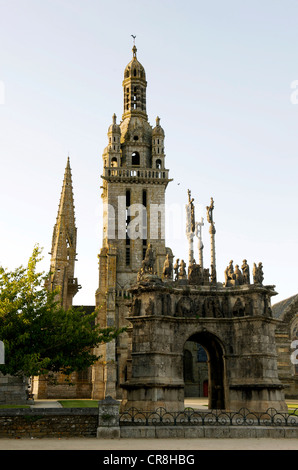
[0,245,125,378]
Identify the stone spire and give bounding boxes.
[46,157,80,310]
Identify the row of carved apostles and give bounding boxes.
[139,243,265,288]
[130,292,272,319]
[224,260,264,286]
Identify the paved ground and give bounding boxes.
[1,437,298,450]
[1,398,298,450]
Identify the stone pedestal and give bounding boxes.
[0,374,29,405]
[97,396,120,439]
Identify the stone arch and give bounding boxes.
[183,329,226,409]
[111,157,118,167]
[131,151,140,166]
[156,158,162,169]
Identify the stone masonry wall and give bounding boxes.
[0,374,28,405]
[0,409,98,438]
[1,405,298,439]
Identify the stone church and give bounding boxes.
[32,45,298,410]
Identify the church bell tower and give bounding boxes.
[93,45,172,399]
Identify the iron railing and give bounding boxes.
[120,407,298,427]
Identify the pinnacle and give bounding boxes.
[56,157,76,225]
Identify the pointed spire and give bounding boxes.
[56,157,75,225]
[47,157,79,310]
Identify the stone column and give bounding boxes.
[206,198,216,284]
[187,233,194,266]
[209,223,216,283]
[195,218,204,269]
[186,190,195,266]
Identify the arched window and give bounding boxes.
[197,344,208,362]
[131,151,140,166]
[111,157,118,167]
[156,159,162,169]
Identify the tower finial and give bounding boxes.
[131,35,137,58]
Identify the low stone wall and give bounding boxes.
[120,425,298,439]
[1,397,298,439]
[0,408,98,438]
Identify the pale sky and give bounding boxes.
[1,0,298,307]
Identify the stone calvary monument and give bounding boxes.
[32,42,287,414]
[120,193,287,413]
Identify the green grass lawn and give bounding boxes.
[58,400,99,408]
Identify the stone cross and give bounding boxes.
[186,190,195,265]
[206,197,216,283]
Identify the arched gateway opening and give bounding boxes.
[183,332,226,409]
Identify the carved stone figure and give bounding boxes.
[234,265,243,285]
[162,254,172,279]
[210,264,216,284]
[187,189,195,233]
[258,262,264,284]
[188,263,203,285]
[142,243,155,274]
[178,259,187,279]
[233,298,245,317]
[176,296,192,316]
[173,258,180,281]
[214,298,223,318]
[225,260,235,284]
[241,259,250,284]
[193,298,203,317]
[206,197,214,225]
[222,297,230,317]
[253,262,264,285]
[204,297,214,317]
[203,268,210,284]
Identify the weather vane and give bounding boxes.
[131,35,136,45]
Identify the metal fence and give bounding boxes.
[120,407,298,427]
